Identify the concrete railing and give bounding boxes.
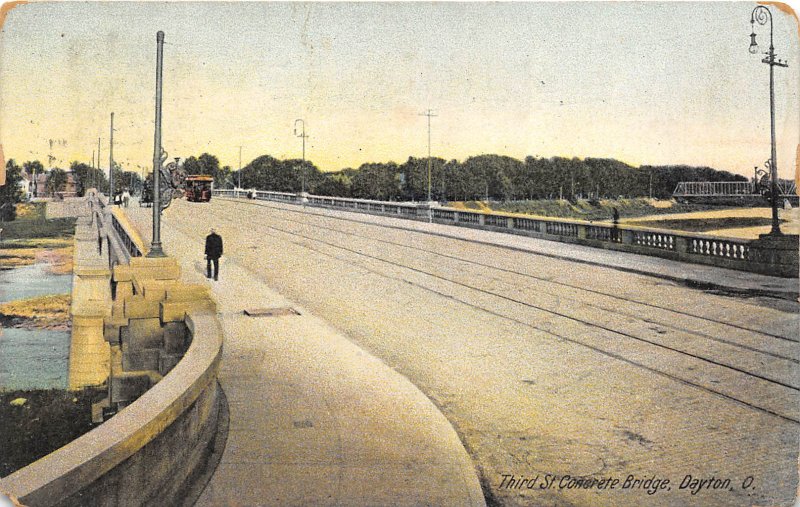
[0,198,225,506]
[215,189,799,278]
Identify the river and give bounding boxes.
[0,262,72,391]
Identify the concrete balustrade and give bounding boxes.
[216,189,798,278]
[0,197,225,506]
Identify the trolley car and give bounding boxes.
[185,175,213,202]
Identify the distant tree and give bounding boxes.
[0,159,23,220]
[217,165,233,189]
[70,161,108,196]
[22,160,44,177]
[315,172,352,197]
[350,162,401,200]
[46,168,68,195]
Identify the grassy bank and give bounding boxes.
[0,202,77,241]
[0,388,104,477]
[1,203,75,270]
[0,294,72,330]
[452,198,720,221]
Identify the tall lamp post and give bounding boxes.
[148,30,166,257]
[294,119,308,195]
[749,5,788,236]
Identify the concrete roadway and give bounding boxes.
[161,197,798,507]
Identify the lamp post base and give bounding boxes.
[147,243,167,258]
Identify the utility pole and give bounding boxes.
[294,119,308,195]
[109,112,115,203]
[237,145,242,189]
[97,137,102,194]
[91,150,95,191]
[148,31,166,258]
[419,109,437,202]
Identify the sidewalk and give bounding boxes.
[229,198,799,300]
[121,202,486,506]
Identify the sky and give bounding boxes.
[1,1,798,180]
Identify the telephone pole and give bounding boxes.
[237,145,242,189]
[97,137,102,194]
[294,119,308,195]
[419,109,437,203]
[109,112,115,203]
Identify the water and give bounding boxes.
[0,262,73,390]
[0,262,72,303]
[0,328,69,390]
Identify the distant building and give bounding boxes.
[24,170,79,198]
[19,171,32,200]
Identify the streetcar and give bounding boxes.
[185,175,213,202]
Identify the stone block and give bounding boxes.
[142,279,180,301]
[139,265,181,281]
[160,298,217,323]
[110,372,152,404]
[130,257,181,281]
[121,317,164,350]
[124,296,161,319]
[103,321,124,345]
[71,314,106,328]
[74,266,111,278]
[165,284,211,302]
[130,256,179,269]
[158,352,184,375]
[91,397,111,424]
[115,281,134,300]
[110,344,123,374]
[163,322,189,354]
[121,345,161,372]
[113,264,133,282]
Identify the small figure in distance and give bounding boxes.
[205,228,223,281]
[612,207,620,225]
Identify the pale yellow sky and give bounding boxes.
[1,2,798,179]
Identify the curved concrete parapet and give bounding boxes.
[0,311,223,506]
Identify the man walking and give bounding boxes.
[205,228,223,281]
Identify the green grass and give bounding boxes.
[0,388,104,477]
[491,198,718,221]
[0,203,76,242]
[630,217,787,233]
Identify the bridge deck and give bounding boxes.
[121,200,485,507]
[126,198,798,507]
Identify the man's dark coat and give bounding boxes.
[205,233,223,259]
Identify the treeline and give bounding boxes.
[223,153,746,202]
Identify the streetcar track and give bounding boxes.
[240,216,800,391]
[202,208,800,425]
[221,197,798,342]
[232,202,800,364]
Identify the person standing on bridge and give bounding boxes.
[205,228,223,281]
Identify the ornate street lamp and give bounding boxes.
[749,5,788,235]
